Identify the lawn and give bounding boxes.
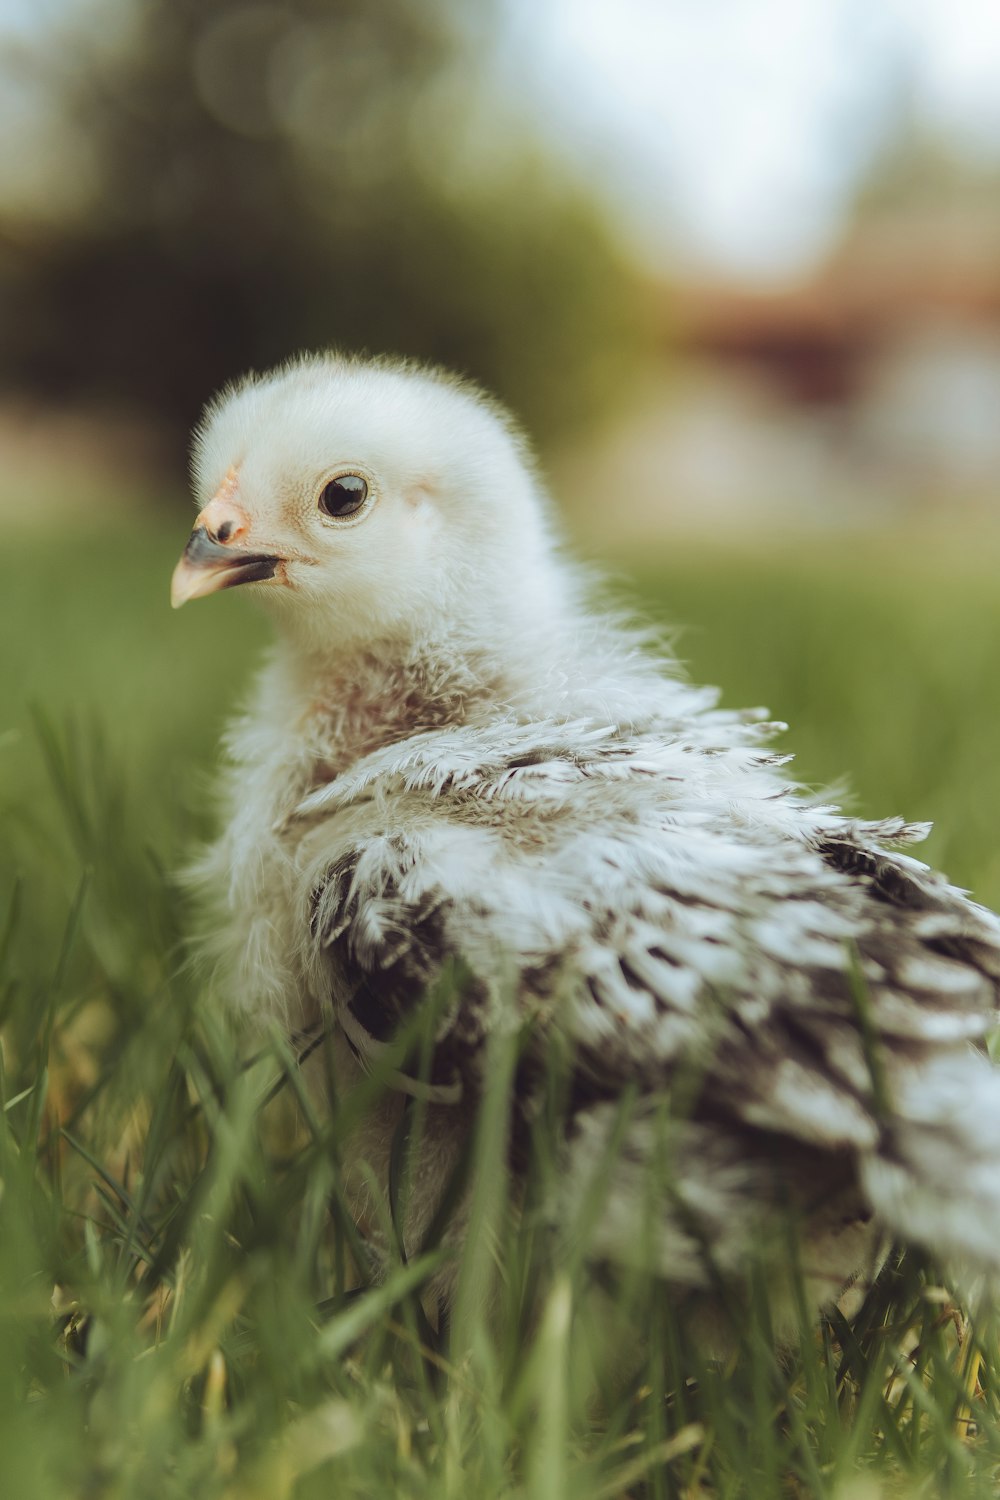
[3,504,1000,1497]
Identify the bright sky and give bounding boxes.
[506,0,1000,279]
[3,0,1000,279]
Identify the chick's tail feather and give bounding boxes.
[860,1047,1000,1277]
[553,1044,1000,1319]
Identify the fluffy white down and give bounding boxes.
[182,351,1000,1329]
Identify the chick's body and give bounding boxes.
[177,353,1000,1335]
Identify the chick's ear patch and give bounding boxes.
[403,479,437,514]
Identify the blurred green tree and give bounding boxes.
[0,0,649,459]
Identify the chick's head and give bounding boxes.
[172,353,556,650]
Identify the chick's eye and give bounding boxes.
[318,474,368,518]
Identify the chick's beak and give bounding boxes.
[170,493,281,609]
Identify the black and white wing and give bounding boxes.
[294,713,1000,1281]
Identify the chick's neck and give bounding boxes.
[282,633,523,773]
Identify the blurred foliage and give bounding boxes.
[0,0,650,458]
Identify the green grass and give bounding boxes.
[3,507,1000,1497]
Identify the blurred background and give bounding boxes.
[3,0,1000,905]
[4,0,1000,536]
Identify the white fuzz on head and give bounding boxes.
[190,351,564,652]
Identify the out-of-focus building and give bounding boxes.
[556,160,1000,542]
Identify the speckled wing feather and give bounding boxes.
[296,709,1000,1286]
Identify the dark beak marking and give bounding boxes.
[182,526,280,587]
